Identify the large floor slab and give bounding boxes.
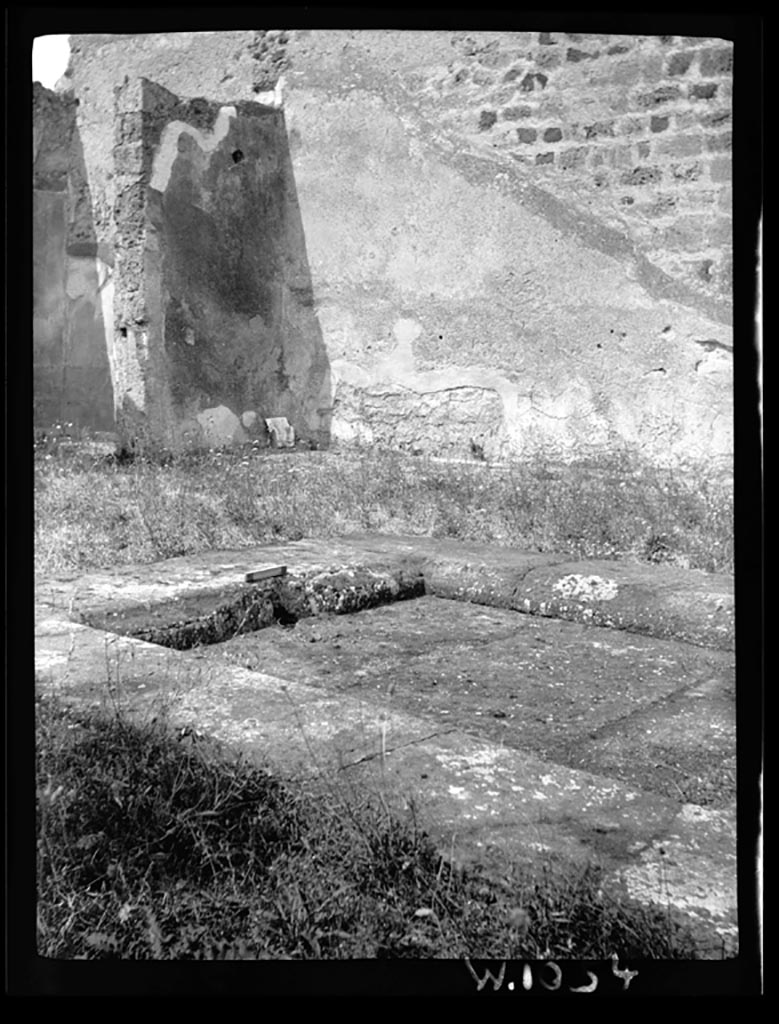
[206,596,735,807]
[34,536,739,956]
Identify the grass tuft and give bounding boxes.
[37,694,709,960]
[34,440,733,575]
[34,436,733,960]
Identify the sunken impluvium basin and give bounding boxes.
[34,535,737,956]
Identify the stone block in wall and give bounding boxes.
[637,54,665,84]
[636,85,683,108]
[502,105,533,120]
[536,49,563,70]
[620,165,662,186]
[690,82,719,100]
[666,50,697,76]
[669,160,704,183]
[707,217,733,246]
[708,156,732,183]
[717,187,732,213]
[113,141,146,174]
[558,146,588,170]
[656,134,704,158]
[704,132,732,153]
[583,121,616,140]
[699,47,734,77]
[700,109,731,129]
[520,72,548,92]
[566,47,599,63]
[607,59,644,89]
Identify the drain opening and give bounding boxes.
[79,565,427,651]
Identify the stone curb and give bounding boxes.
[314,535,735,650]
[35,535,734,652]
[420,554,734,651]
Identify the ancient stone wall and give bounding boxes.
[109,77,330,447]
[33,83,114,430]
[410,31,733,310]
[36,28,733,465]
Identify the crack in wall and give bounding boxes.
[694,338,732,353]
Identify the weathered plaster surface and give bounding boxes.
[286,81,731,460]
[142,90,330,445]
[150,105,237,192]
[33,84,114,431]
[40,30,733,463]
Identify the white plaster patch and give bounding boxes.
[150,106,237,193]
[241,410,258,429]
[621,849,737,925]
[331,417,374,445]
[254,76,285,109]
[553,574,619,603]
[35,650,70,672]
[265,416,295,448]
[618,800,737,939]
[65,257,97,300]
[392,318,422,346]
[385,318,422,374]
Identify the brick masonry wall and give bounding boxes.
[403,32,733,306]
[57,29,734,462]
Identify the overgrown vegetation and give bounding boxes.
[34,436,733,575]
[37,694,709,960]
[34,434,733,960]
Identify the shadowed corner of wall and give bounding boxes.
[33,86,115,438]
[278,108,333,451]
[136,79,333,454]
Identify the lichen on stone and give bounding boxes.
[552,573,619,602]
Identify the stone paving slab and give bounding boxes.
[560,676,736,807]
[34,535,738,955]
[513,560,733,651]
[37,535,734,651]
[336,738,737,955]
[34,616,736,953]
[206,596,734,805]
